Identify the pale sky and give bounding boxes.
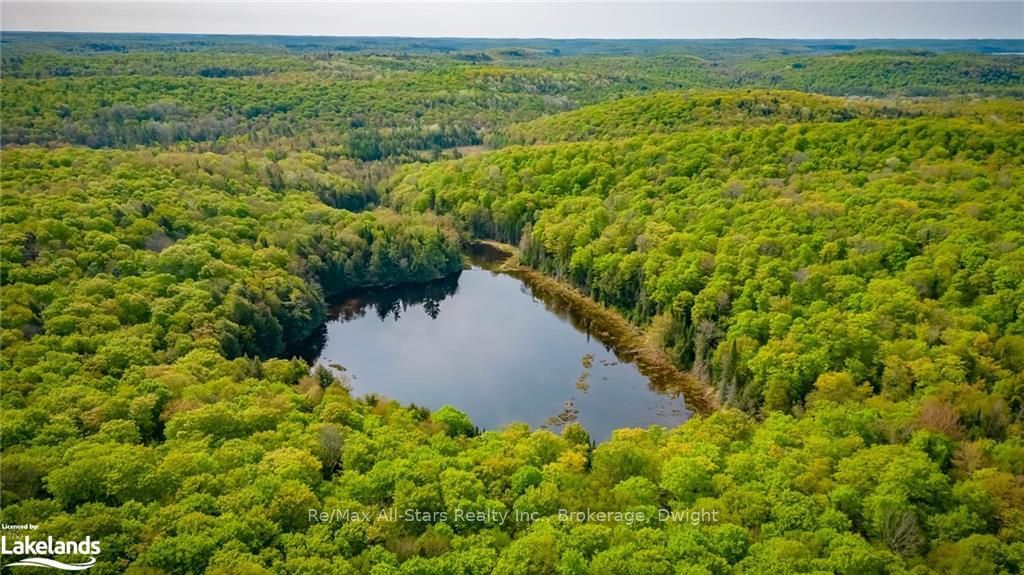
[1,1,1022,39]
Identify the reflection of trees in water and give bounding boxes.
[296,273,461,362]
[289,322,328,364]
[302,264,697,411]
[423,297,441,319]
[519,279,623,354]
[513,270,695,403]
[467,242,511,269]
[333,272,461,323]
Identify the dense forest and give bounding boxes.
[1,34,1023,574]
[4,37,1023,155]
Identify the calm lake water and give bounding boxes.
[311,254,691,440]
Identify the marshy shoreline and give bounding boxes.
[470,239,717,415]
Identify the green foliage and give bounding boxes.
[0,147,462,363]
[433,406,476,437]
[390,92,1024,421]
[743,51,1024,97]
[495,90,909,145]
[2,35,1023,574]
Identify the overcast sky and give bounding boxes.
[2,1,1022,39]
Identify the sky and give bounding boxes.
[1,1,1022,39]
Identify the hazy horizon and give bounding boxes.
[3,31,1023,40]
[3,2,1022,40]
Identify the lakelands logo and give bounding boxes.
[1,536,100,571]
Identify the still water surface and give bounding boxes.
[312,259,690,440]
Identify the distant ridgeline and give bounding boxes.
[1,35,1023,574]
[2,34,1022,154]
[3,32,1023,56]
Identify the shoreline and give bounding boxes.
[473,239,717,415]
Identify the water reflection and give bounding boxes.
[332,272,461,323]
[309,252,692,440]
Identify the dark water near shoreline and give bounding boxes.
[311,253,691,440]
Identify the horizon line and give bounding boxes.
[4,30,1023,42]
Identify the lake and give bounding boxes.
[310,249,692,440]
